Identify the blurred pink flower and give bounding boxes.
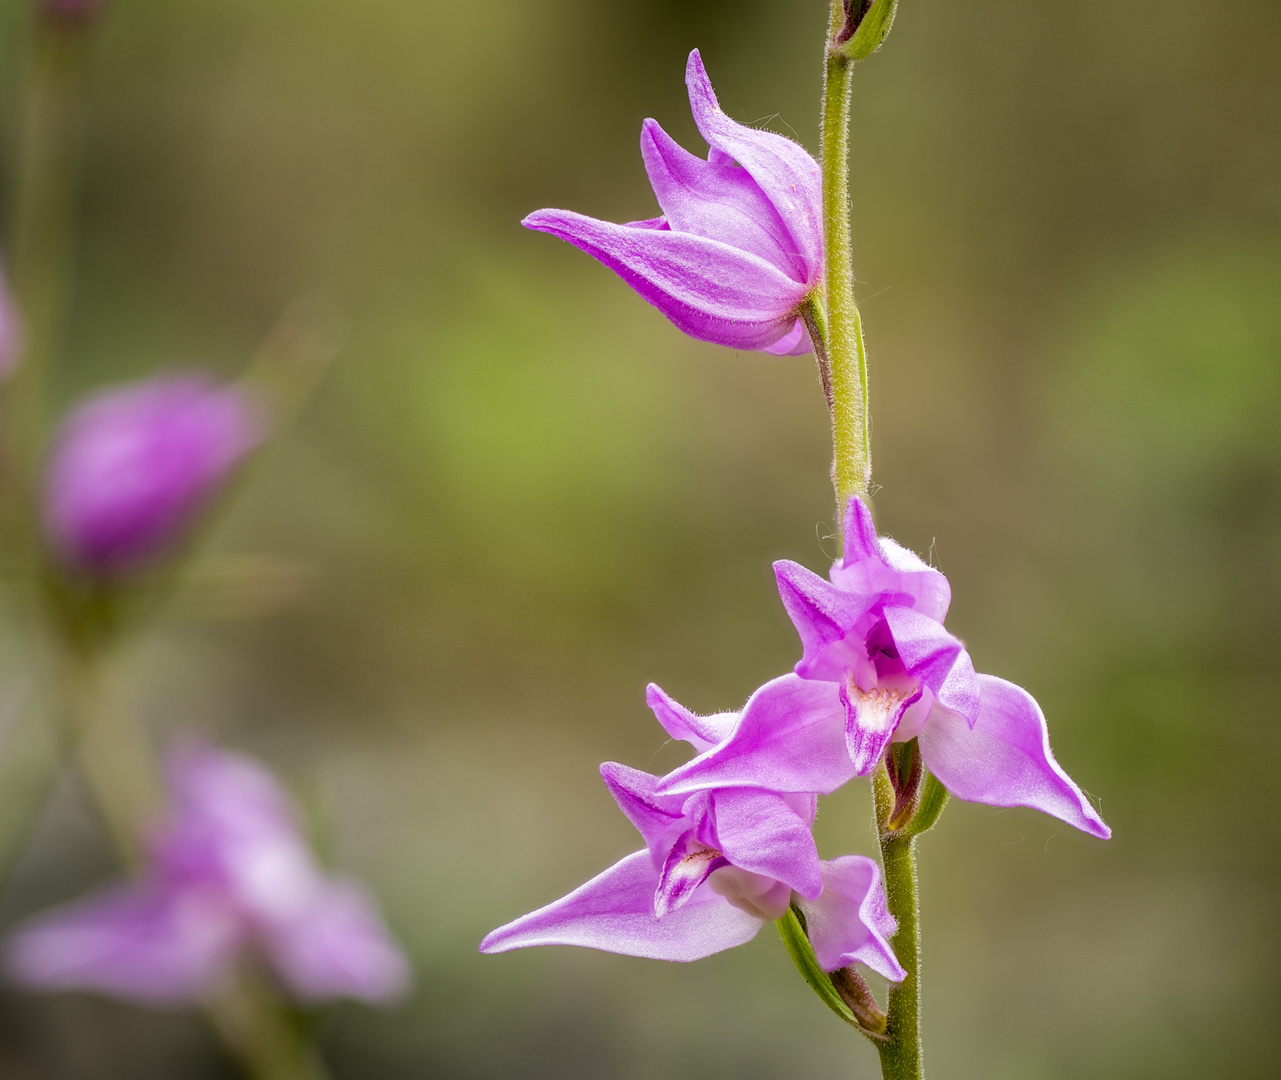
[6,744,411,1005]
[43,373,261,576]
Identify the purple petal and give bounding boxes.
[658,674,853,796]
[709,788,822,899]
[874,537,952,622]
[837,496,882,567]
[262,879,411,1003]
[479,850,763,962]
[761,318,812,356]
[840,679,921,776]
[829,498,952,623]
[640,118,807,283]
[797,857,905,981]
[774,560,881,681]
[919,674,1111,839]
[645,684,737,753]
[599,762,686,860]
[655,830,727,917]
[706,867,793,920]
[522,209,806,350]
[158,744,323,925]
[880,604,978,722]
[684,50,823,286]
[5,882,240,1004]
[626,215,670,231]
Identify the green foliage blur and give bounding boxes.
[0,0,1278,1075]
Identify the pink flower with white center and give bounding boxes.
[658,498,1111,839]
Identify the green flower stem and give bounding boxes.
[0,691,66,877]
[59,634,163,866]
[58,632,331,1080]
[5,16,96,478]
[820,0,872,517]
[872,763,923,1080]
[205,967,333,1080]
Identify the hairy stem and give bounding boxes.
[873,763,923,1080]
[820,0,872,519]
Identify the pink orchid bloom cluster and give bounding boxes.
[483,49,1108,982]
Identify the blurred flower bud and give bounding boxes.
[832,0,899,62]
[0,260,22,380]
[35,0,108,24]
[43,373,263,576]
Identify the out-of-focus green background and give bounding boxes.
[0,0,1278,1075]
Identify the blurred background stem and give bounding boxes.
[206,967,334,1080]
[5,15,95,481]
[58,632,160,867]
[58,626,332,1080]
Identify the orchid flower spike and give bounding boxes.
[660,498,1111,840]
[43,372,263,577]
[524,49,822,356]
[6,743,411,1005]
[481,747,904,982]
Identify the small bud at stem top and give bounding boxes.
[830,0,900,62]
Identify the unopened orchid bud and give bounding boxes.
[0,262,21,380]
[829,965,889,1034]
[884,738,923,830]
[832,0,899,62]
[43,373,262,576]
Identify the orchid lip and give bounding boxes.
[654,839,727,918]
[841,673,923,775]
